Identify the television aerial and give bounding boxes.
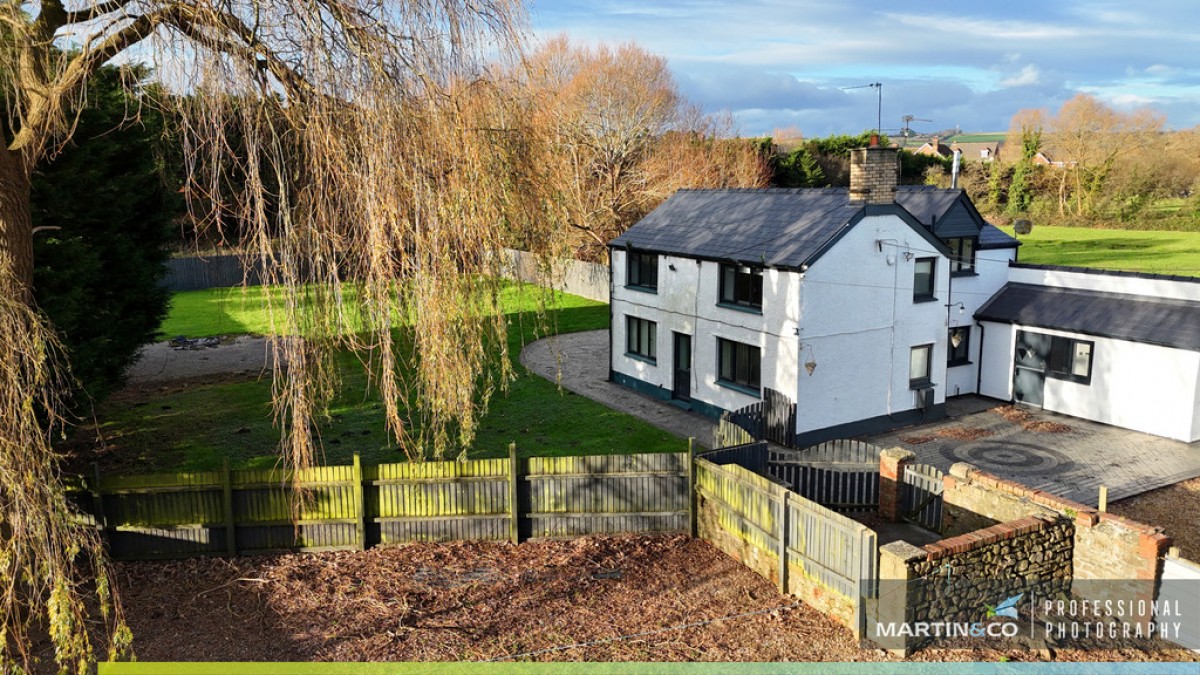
[900,115,932,147]
[842,82,882,136]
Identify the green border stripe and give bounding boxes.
[98,663,1200,675]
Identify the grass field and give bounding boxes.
[94,284,682,472]
[1002,225,1200,277]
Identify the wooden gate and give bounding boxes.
[902,462,944,533]
[768,440,882,512]
[722,388,797,448]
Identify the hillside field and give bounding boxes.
[1001,225,1200,277]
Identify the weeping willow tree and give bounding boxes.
[1,0,539,670]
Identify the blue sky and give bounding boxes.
[529,1,1200,137]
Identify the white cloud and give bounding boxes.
[1000,65,1041,88]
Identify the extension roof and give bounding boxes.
[609,186,1018,269]
[975,283,1200,351]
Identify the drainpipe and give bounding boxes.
[608,247,616,382]
[975,321,986,395]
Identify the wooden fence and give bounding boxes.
[901,463,945,533]
[768,440,883,512]
[720,387,797,448]
[695,457,878,636]
[82,448,691,560]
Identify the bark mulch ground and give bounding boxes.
[1111,476,1200,560]
[113,535,1196,664]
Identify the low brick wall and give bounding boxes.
[941,463,1172,584]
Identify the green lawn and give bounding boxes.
[1003,225,1200,277]
[95,284,682,472]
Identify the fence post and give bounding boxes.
[687,438,697,538]
[353,453,366,551]
[91,463,108,546]
[222,457,237,557]
[508,442,520,544]
[778,488,789,595]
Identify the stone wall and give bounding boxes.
[875,514,1073,654]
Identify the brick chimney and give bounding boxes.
[849,145,899,204]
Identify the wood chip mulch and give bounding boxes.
[111,535,1196,664]
[992,406,1074,433]
[1110,476,1200,560]
[933,427,994,441]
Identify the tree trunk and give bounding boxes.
[0,147,34,301]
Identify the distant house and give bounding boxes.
[950,140,1003,163]
[912,136,951,158]
[608,146,1019,445]
[607,145,1200,445]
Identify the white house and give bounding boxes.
[608,145,1019,445]
[977,265,1200,442]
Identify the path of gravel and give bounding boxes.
[126,336,278,384]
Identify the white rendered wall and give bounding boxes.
[1038,328,1200,442]
[1008,266,1200,301]
[977,320,1017,401]
[944,247,1017,396]
[974,322,1200,442]
[795,214,951,435]
[610,249,801,413]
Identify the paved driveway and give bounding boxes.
[867,398,1200,507]
[522,331,1200,507]
[520,330,717,447]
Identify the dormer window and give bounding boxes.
[627,251,658,291]
[719,264,763,311]
[945,237,977,276]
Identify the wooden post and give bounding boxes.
[508,442,520,544]
[91,463,108,545]
[1098,485,1108,513]
[352,453,366,551]
[687,437,697,538]
[222,457,237,557]
[778,489,790,595]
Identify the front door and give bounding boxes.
[673,333,692,400]
[1013,330,1049,407]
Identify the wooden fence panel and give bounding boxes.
[526,453,689,538]
[369,459,510,543]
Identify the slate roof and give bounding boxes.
[975,283,1200,351]
[610,186,1019,268]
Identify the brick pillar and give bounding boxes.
[879,447,915,522]
[1133,530,1173,630]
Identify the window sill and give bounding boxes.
[908,379,934,390]
[624,284,658,294]
[947,360,973,368]
[625,352,657,366]
[913,296,938,304]
[717,379,761,397]
[716,302,763,315]
[1047,372,1091,386]
[950,271,979,278]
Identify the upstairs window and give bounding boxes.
[913,257,936,302]
[1047,336,1093,384]
[717,338,761,393]
[627,251,658,291]
[625,316,657,363]
[719,264,763,311]
[945,237,977,275]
